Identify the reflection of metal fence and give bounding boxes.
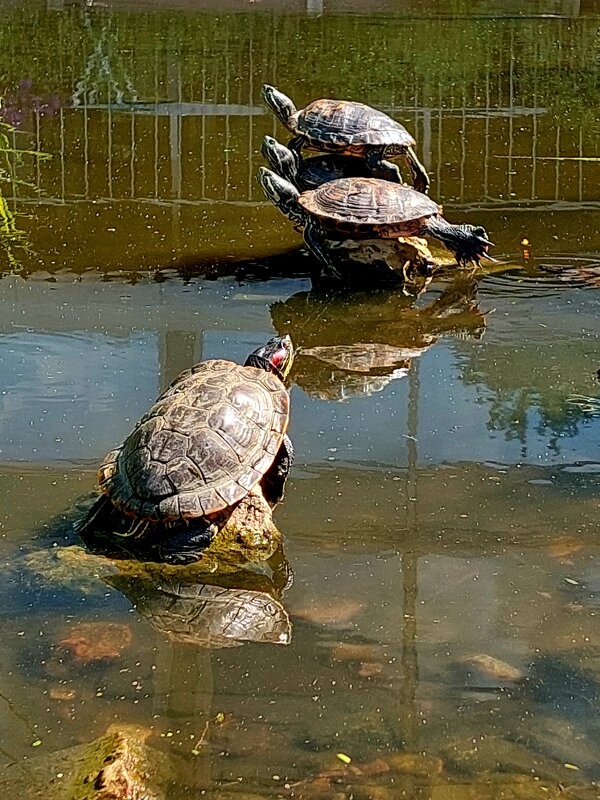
[13,99,596,211]
[7,7,600,211]
[46,0,585,16]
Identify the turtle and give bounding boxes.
[261,134,372,192]
[78,335,295,564]
[261,84,430,193]
[257,167,495,279]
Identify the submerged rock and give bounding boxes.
[57,622,133,663]
[385,752,443,778]
[454,653,525,687]
[23,545,118,596]
[0,725,171,800]
[443,734,585,784]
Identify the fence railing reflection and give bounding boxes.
[6,97,596,213]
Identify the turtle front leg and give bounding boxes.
[303,218,342,280]
[364,147,403,183]
[287,134,306,157]
[261,434,294,507]
[404,146,430,194]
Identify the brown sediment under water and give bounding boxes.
[1,1,600,797]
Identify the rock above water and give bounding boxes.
[321,235,439,285]
[0,725,171,800]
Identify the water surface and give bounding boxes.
[1,2,600,797]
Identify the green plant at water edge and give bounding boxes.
[0,120,49,273]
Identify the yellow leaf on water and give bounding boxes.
[564,763,580,770]
[337,753,352,764]
[32,740,42,747]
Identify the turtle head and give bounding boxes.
[261,84,297,127]
[261,135,300,187]
[245,335,295,381]
[257,166,304,225]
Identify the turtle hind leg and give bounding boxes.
[261,434,294,507]
[74,494,116,536]
[404,146,430,194]
[364,147,403,183]
[155,519,218,565]
[304,218,342,280]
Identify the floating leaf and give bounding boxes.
[337,753,352,764]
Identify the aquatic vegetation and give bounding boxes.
[0,118,49,272]
[0,78,64,130]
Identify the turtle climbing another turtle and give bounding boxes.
[262,84,430,193]
[78,335,295,564]
[261,134,373,192]
[257,167,494,279]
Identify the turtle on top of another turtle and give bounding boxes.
[262,84,430,193]
[257,166,494,279]
[78,335,295,565]
[261,134,373,192]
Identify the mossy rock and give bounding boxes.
[0,725,171,800]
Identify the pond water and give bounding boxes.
[1,0,600,797]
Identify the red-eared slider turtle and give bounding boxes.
[79,336,295,564]
[261,84,430,193]
[262,135,372,192]
[257,167,494,278]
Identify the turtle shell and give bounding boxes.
[299,178,441,236]
[290,99,415,149]
[296,153,372,191]
[98,360,290,523]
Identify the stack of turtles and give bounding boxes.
[258,84,494,281]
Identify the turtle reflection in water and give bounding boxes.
[78,335,294,565]
[108,557,292,649]
[25,536,293,649]
[257,167,494,280]
[271,277,485,401]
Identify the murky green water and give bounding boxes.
[1,1,600,797]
